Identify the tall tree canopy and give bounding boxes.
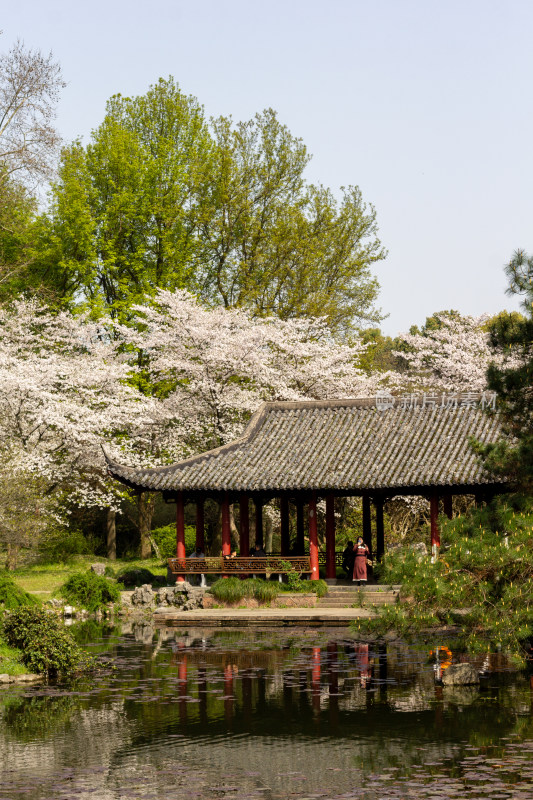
[33,78,213,317]
[0,38,64,299]
[34,78,385,332]
[483,249,533,491]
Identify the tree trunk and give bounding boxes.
[229,504,240,550]
[106,508,116,560]
[265,513,273,553]
[138,492,155,559]
[6,542,19,571]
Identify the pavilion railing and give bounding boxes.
[268,551,345,567]
[167,556,312,576]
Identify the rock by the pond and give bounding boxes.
[131,584,156,606]
[156,582,207,611]
[129,581,207,610]
[442,663,480,686]
[0,673,41,684]
[90,563,106,576]
[63,605,75,616]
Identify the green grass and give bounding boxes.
[9,557,166,600]
[0,640,26,675]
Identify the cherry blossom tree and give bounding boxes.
[0,299,161,559]
[117,289,388,455]
[393,311,508,393]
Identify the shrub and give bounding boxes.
[38,529,94,563]
[59,571,120,612]
[0,571,40,609]
[210,577,281,604]
[151,524,196,558]
[299,579,328,598]
[278,563,328,597]
[2,607,93,677]
[357,494,533,658]
[211,577,246,603]
[116,567,156,587]
[248,578,280,603]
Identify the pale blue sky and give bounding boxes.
[3,0,532,335]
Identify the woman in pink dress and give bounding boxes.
[352,536,370,585]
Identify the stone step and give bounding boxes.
[325,584,401,592]
[317,593,399,608]
[327,587,400,597]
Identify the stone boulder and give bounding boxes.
[156,582,206,611]
[131,583,156,606]
[90,563,106,576]
[442,663,480,686]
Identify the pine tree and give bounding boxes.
[483,250,533,491]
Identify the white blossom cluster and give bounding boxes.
[0,300,161,512]
[0,293,509,521]
[116,289,389,452]
[392,313,518,393]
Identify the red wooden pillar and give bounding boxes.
[443,495,453,520]
[309,492,319,580]
[239,493,250,557]
[430,494,440,553]
[255,498,264,548]
[296,499,305,555]
[195,498,205,551]
[362,496,373,557]
[221,493,231,557]
[280,496,290,556]
[176,491,186,582]
[375,497,385,561]
[325,493,336,580]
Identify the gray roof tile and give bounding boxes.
[105,397,504,494]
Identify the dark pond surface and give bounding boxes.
[0,622,532,800]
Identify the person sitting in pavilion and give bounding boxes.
[188,545,206,586]
[342,540,355,579]
[250,541,266,578]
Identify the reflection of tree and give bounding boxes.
[1,694,81,742]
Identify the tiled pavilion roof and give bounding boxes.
[105,396,506,496]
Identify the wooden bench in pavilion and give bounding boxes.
[105,394,508,583]
[168,555,311,579]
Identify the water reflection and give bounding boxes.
[0,623,532,799]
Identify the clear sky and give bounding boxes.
[2,0,532,335]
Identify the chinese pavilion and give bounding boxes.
[105,394,507,581]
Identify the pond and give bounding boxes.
[0,622,532,800]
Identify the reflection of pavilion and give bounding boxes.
[106,396,506,579]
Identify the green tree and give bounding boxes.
[34,77,214,319]
[483,249,533,491]
[35,82,385,333]
[198,109,385,334]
